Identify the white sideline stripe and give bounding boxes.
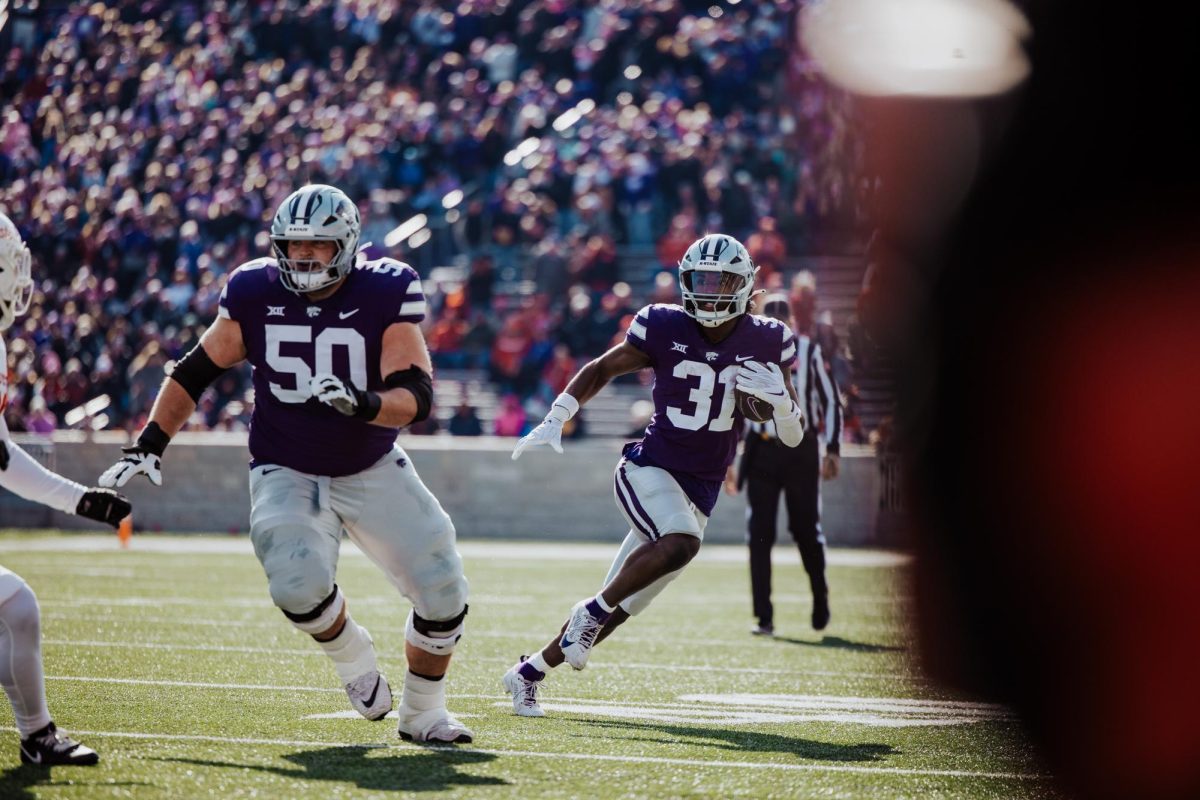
[37,612,913,658]
[37,594,534,609]
[0,726,1045,781]
[41,639,916,678]
[304,710,482,720]
[43,675,978,723]
[0,535,912,567]
[488,702,988,728]
[43,639,326,657]
[47,675,344,693]
[43,675,512,702]
[681,693,1007,715]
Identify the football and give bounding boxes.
[736,388,774,423]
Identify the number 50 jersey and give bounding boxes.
[624,304,797,512]
[218,257,426,476]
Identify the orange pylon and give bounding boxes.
[118,516,132,549]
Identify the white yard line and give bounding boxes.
[42,675,963,710]
[38,611,913,653]
[41,638,917,678]
[0,534,911,567]
[0,725,1042,781]
[47,675,345,693]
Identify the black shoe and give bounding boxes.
[812,593,831,631]
[19,722,99,766]
[750,622,774,637]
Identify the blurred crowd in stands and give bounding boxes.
[0,0,874,439]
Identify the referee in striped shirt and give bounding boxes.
[728,294,842,634]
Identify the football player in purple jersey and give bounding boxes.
[99,185,473,743]
[1,210,128,765]
[503,233,806,716]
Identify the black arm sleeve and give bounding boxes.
[383,366,433,423]
[169,344,228,403]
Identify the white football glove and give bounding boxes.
[310,372,359,416]
[511,418,565,460]
[99,447,163,488]
[735,360,794,416]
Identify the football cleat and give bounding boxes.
[345,670,393,721]
[502,659,545,717]
[559,600,606,670]
[19,722,99,766]
[397,709,474,743]
[750,623,775,637]
[812,593,831,631]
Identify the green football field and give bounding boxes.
[0,532,1055,799]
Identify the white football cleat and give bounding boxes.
[502,661,545,717]
[397,708,474,743]
[559,600,606,670]
[344,670,393,721]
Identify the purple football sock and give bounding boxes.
[518,660,545,681]
[584,597,611,622]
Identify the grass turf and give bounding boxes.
[0,532,1056,799]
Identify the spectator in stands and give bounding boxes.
[656,214,697,270]
[466,254,496,313]
[23,397,56,435]
[492,394,527,438]
[428,306,469,369]
[540,344,576,399]
[789,270,819,336]
[460,311,496,371]
[2,0,869,432]
[489,315,533,392]
[747,216,787,288]
[448,400,484,437]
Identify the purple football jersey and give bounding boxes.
[218,256,426,476]
[624,304,797,514]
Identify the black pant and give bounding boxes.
[742,432,826,627]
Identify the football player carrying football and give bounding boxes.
[1,210,130,765]
[99,185,473,743]
[504,233,805,716]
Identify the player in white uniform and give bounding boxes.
[99,185,472,743]
[0,211,132,765]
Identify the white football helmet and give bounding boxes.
[678,233,756,327]
[0,211,33,331]
[269,184,361,294]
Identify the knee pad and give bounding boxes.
[253,523,337,615]
[0,570,32,608]
[404,606,467,656]
[0,581,39,638]
[281,585,345,635]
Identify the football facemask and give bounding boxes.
[269,185,361,294]
[0,213,33,331]
[679,233,756,327]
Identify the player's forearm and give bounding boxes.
[372,387,419,428]
[0,438,85,513]
[146,378,200,438]
[562,359,614,407]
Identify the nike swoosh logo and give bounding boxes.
[339,309,360,320]
[560,637,575,648]
[364,675,381,707]
[22,747,41,764]
[735,355,753,362]
[262,467,282,475]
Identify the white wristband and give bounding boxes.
[546,393,580,424]
[772,402,806,448]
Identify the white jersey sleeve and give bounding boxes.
[0,338,85,514]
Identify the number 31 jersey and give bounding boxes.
[218,257,426,476]
[624,304,797,513]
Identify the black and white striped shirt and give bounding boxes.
[747,335,842,454]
